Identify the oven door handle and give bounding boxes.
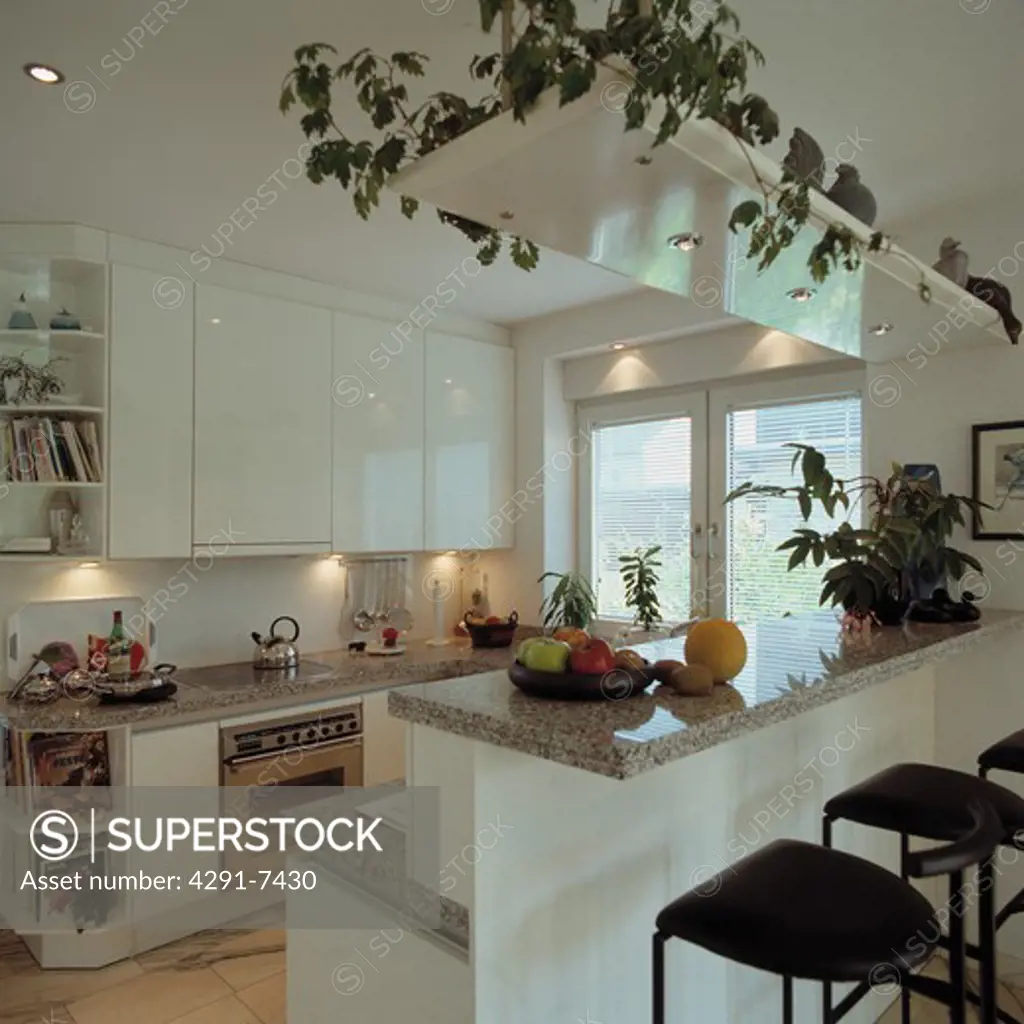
[223,735,362,769]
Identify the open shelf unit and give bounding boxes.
[0,251,108,560]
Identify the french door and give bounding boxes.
[578,392,709,633]
[579,373,863,629]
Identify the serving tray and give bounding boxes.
[508,660,653,701]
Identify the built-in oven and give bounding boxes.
[220,701,363,874]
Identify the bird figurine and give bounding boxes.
[825,164,878,226]
[932,237,969,288]
[782,128,825,190]
[967,274,1022,345]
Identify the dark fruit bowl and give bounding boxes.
[508,660,654,701]
[466,610,519,649]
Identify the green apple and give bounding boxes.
[516,637,546,664]
[522,638,572,674]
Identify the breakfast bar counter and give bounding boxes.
[291,610,1024,1024]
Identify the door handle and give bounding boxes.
[690,523,704,559]
[707,523,720,560]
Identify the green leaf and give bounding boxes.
[797,491,812,521]
[728,199,762,233]
[279,84,296,114]
[400,195,419,219]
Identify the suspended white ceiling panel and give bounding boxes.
[391,62,1006,362]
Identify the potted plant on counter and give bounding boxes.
[537,570,597,631]
[725,444,988,624]
[618,544,663,639]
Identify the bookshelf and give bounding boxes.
[0,253,107,560]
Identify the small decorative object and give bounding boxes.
[45,489,78,553]
[49,307,81,330]
[6,293,37,330]
[932,237,969,288]
[65,512,90,554]
[781,127,825,190]
[0,354,66,405]
[618,545,662,632]
[967,274,1021,345]
[464,610,518,649]
[825,164,878,226]
[537,570,597,630]
[683,619,748,683]
[726,443,987,616]
[906,588,981,623]
[971,420,1024,536]
[841,608,877,633]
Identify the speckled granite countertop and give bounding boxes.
[389,611,1024,780]
[0,639,516,732]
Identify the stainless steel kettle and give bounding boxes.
[251,616,301,670]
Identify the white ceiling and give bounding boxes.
[2,0,1021,326]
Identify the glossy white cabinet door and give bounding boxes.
[109,264,194,559]
[425,333,514,550]
[332,312,425,552]
[194,285,332,547]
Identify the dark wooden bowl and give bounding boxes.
[466,610,518,649]
[508,660,654,701]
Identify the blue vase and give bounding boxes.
[49,308,81,330]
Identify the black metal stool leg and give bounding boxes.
[980,856,998,1024]
[950,869,967,1024]
[899,833,912,1024]
[822,815,833,1024]
[653,931,665,1024]
[783,975,794,1024]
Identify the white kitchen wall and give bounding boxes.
[0,547,503,685]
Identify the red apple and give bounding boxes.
[382,627,400,648]
[570,638,616,675]
[485,615,502,625]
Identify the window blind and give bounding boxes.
[591,416,692,621]
[726,395,862,622]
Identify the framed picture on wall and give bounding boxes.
[972,420,1024,539]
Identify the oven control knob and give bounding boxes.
[292,731,300,742]
[306,729,316,740]
[277,734,286,745]
[334,723,344,733]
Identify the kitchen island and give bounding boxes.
[288,611,1024,1024]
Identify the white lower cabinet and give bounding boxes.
[194,285,332,550]
[129,722,220,951]
[426,332,514,551]
[362,689,407,786]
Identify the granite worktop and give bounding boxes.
[0,638,518,732]
[388,610,1024,780]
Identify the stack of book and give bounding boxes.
[0,416,102,483]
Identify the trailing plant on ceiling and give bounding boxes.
[279,0,890,283]
[725,444,988,615]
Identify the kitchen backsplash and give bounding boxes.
[0,552,508,683]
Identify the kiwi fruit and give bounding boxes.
[666,663,715,696]
[651,659,684,683]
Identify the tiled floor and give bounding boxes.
[0,928,285,1024]
[3,931,1023,1023]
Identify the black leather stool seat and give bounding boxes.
[824,763,1024,844]
[655,839,936,983]
[979,729,1024,776]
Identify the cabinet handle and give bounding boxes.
[707,522,720,560]
[690,523,704,559]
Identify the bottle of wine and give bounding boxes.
[107,610,131,682]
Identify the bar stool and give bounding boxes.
[653,799,1001,1024]
[823,763,1024,1024]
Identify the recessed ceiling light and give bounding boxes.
[868,320,895,336]
[444,378,453,384]
[78,561,99,569]
[210,317,221,324]
[667,232,704,252]
[611,342,628,351]
[367,392,376,399]
[787,287,816,302]
[23,63,64,84]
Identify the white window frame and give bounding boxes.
[577,368,864,630]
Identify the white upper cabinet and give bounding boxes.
[425,333,514,551]
[194,285,332,550]
[332,312,425,552]
[109,264,194,559]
